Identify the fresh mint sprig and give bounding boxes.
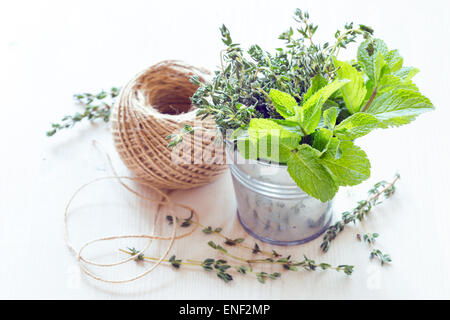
[181,8,433,202]
[230,37,433,202]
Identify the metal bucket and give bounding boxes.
[227,143,332,245]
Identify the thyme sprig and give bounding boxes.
[121,241,352,284]
[320,174,400,252]
[120,248,280,284]
[357,233,392,265]
[207,240,354,276]
[46,87,119,136]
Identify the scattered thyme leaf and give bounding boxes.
[202,226,213,234]
[272,250,282,258]
[252,243,261,254]
[169,255,182,269]
[370,250,392,265]
[224,238,245,246]
[359,233,391,266]
[127,247,144,261]
[217,271,233,283]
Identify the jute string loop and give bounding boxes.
[64,143,200,283]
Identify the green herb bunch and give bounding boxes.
[190,9,434,202]
[191,9,372,133]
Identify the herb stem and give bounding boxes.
[361,87,377,112]
[119,249,202,267]
[219,49,226,74]
[322,28,362,72]
[369,174,399,202]
[207,241,353,275]
[121,248,282,283]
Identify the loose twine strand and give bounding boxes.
[64,142,199,283]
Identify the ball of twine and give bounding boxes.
[111,60,227,189]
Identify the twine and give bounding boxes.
[111,60,227,190]
[64,142,201,283]
[65,61,227,283]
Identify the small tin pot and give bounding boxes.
[227,143,332,246]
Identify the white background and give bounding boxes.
[1,0,450,299]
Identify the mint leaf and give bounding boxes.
[303,75,327,102]
[334,112,379,140]
[247,118,300,163]
[287,144,338,202]
[357,39,388,87]
[323,107,339,129]
[270,119,304,136]
[320,139,371,186]
[299,79,349,134]
[312,128,333,153]
[333,59,367,114]
[377,74,418,94]
[393,67,419,81]
[384,49,403,73]
[366,88,434,128]
[269,89,297,118]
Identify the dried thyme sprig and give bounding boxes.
[320,174,400,252]
[357,233,392,265]
[121,241,352,285]
[207,240,354,276]
[46,87,119,136]
[120,248,280,284]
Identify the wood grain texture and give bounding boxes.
[1,0,449,299]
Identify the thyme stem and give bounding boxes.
[322,28,363,72]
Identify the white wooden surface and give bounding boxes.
[1,0,450,299]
